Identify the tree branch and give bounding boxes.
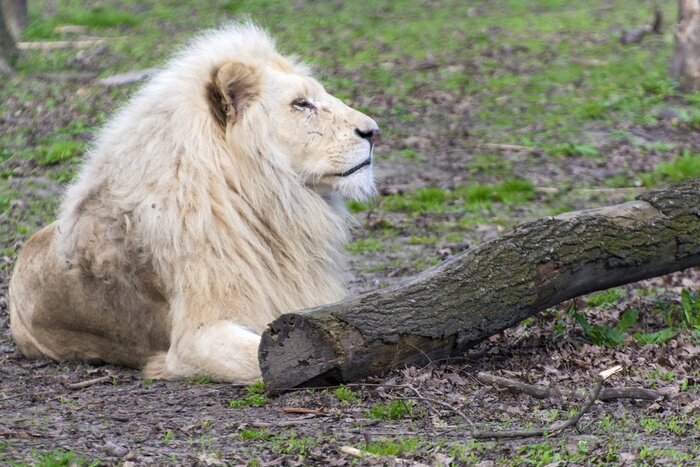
[260,181,700,390]
[473,366,622,439]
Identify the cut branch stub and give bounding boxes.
[259,180,700,390]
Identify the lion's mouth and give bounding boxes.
[334,157,372,177]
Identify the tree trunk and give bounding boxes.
[0,0,22,75]
[259,180,700,390]
[0,0,27,42]
[672,0,700,91]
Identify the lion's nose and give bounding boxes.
[355,127,379,145]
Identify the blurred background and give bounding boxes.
[1,0,698,290]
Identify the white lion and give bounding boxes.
[9,23,378,383]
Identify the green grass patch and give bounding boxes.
[228,380,268,408]
[466,154,512,175]
[377,179,535,215]
[362,437,420,456]
[271,431,314,457]
[639,446,695,464]
[346,238,384,254]
[549,143,601,160]
[407,235,437,245]
[392,149,424,161]
[161,429,174,445]
[578,288,700,347]
[679,288,700,331]
[36,140,84,166]
[237,428,271,441]
[346,199,372,213]
[586,288,622,308]
[575,308,638,348]
[186,375,213,384]
[6,448,101,467]
[633,327,678,345]
[365,400,417,420]
[24,6,140,40]
[641,151,700,186]
[333,386,360,405]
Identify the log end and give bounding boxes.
[259,313,342,391]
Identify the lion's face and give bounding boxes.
[209,61,379,200]
[265,71,379,200]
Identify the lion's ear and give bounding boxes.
[207,62,260,128]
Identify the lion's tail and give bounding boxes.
[143,352,167,379]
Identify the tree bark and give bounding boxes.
[0,0,27,42]
[0,1,20,75]
[259,180,700,390]
[672,0,700,91]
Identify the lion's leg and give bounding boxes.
[144,320,261,383]
[9,222,170,368]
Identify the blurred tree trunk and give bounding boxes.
[1,0,27,41]
[0,3,18,75]
[672,0,700,91]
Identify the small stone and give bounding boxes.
[103,440,129,457]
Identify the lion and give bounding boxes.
[8,23,378,383]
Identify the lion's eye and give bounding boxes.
[292,98,316,111]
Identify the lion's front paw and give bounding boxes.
[148,321,262,383]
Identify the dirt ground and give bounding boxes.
[2,1,700,465]
[1,271,700,465]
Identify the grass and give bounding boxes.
[187,375,213,384]
[236,429,315,457]
[641,151,700,186]
[361,437,420,456]
[1,448,102,467]
[270,431,315,457]
[36,140,84,167]
[585,288,622,308]
[370,179,536,216]
[333,386,361,405]
[576,288,700,348]
[237,428,271,441]
[364,400,418,420]
[24,6,141,40]
[346,238,384,254]
[228,380,268,408]
[161,429,174,445]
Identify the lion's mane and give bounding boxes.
[59,24,349,338]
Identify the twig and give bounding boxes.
[474,366,622,439]
[63,375,113,390]
[248,418,316,428]
[599,386,673,401]
[477,371,670,401]
[17,39,107,50]
[579,187,646,196]
[99,68,158,86]
[474,143,539,153]
[280,407,325,415]
[405,384,471,424]
[478,372,552,399]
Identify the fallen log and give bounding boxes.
[259,180,700,390]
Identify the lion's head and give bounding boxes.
[206,38,379,201]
